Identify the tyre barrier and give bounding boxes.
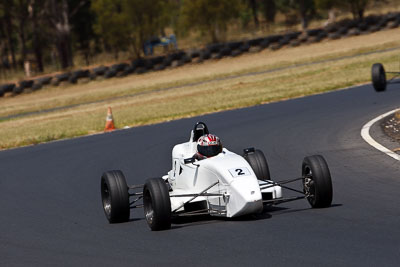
[365,15,381,26]
[188,50,201,59]
[227,41,242,51]
[132,58,153,70]
[153,64,166,71]
[289,39,300,47]
[104,68,117,79]
[259,38,271,49]
[248,37,264,47]
[386,20,399,29]
[32,82,42,91]
[92,66,109,76]
[135,67,148,74]
[286,31,302,40]
[297,33,308,43]
[369,25,380,33]
[120,65,135,76]
[162,55,173,67]
[269,43,282,51]
[111,63,129,73]
[3,11,400,96]
[0,83,16,93]
[324,24,338,33]
[52,72,70,86]
[19,80,34,89]
[278,36,291,46]
[215,46,231,59]
[12,86,23,95]
[207,43,224,54]
[346,28,361,36]
[306,35,322,44]
[328,32,341,40]
[337,26,349,36]
[150,56,166,66]
[306,28,323,37]
[199,49,211,61]
[69,69,90,84]
[230,50,242,57]
[239,41,250,52]
[36,76,52,85]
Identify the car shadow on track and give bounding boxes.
[170,210,275,229]
[265,203,342,216]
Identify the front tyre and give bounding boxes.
[302,155,333,208]
[244,149,271,181]
[143,178,171,231]
[101,170,130,223]
[371,63,386,92]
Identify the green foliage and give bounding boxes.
[276,0,315,29]
[122,0,170,56]
[314,0,371,19]
[91,0,131,57]
[261,0,277,23]
[180,0,242,43]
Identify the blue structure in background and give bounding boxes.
[143,34,177,56]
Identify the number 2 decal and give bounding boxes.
[229,167,250,177]
[235,169,244,175]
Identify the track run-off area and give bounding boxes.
[1,82,399,266]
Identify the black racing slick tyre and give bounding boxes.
[143,178,171,231]
[371,63,386,92]
[244,149,271,181]
[302,155,333,208]
[101,170,130,223]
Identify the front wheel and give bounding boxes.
[143,178,171,231]
[371,63,386,92]
[302,155,333,208]
[243,149,271,181]
[101,170,130,223]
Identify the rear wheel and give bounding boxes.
[371,63,386,92]
[101,170,130,223]
[243,149,271,181]
[302,155,333,208]
[143,178,171,231]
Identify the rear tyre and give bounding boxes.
[244,149,271,181]
[143,178,171,231]
[302,155,333,208]
[371,63,386,92]
[101,170,130,223]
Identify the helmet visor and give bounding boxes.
[198,144,222,157]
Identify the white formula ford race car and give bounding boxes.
[101,122,333,231]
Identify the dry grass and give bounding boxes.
[1,28,400,149]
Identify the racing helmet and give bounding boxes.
[197,134,222,158]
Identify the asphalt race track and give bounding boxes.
[1,83,400,266]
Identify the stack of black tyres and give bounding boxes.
[53,72,70,86]
[0,83,16,97]
[91,66,109,80]
[69,69,90,84]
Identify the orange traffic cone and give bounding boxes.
[104,107,115,132]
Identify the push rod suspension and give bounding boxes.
[172,181,219,213]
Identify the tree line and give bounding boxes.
[0,0,387,74]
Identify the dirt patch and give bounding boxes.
[381,111,400,146]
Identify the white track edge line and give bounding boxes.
[361,108,400,161]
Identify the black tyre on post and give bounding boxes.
[101,170,130,223]
[371,63,386,92]
[243,149,271,181]
[302,155,333,208]
[143,178,171,231]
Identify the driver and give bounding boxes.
[193,134,223,160]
